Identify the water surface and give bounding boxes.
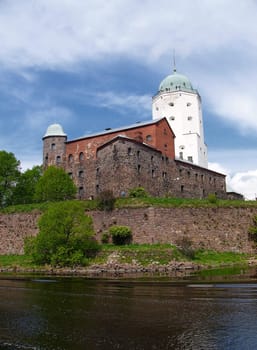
[1,269,257,349]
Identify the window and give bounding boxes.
[187,116,192,121]
[68,172,73,179]
[169,102,174,107]
[188,156,193,162]
[45,154,48,164]
[79,170,84,178]
[164,144,167,149]
[169,116,175,121]
[179,152,183,160]
[137,164,141,174]
[146,135,152,142]
[79,187,84,197]
[128,147,132,155]
[156,106,159,111]
[137,150,140,158]
[152,169,155,178]
[51,143,56,150]
[162,171,167,178]
[181,185,184,193]
[187,102,191,107]
[151,155,154,162]
[163,129,167,135]
[56,156,61,164]
[79,152,84,161]
[68,154,73,163]
[187,171,191,177]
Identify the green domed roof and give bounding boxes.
[159,71,194,92]
[43,123,66,138]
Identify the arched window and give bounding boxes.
[68,154,73,163]
[56,156,61,164]
[146,135,152,142]
[79,152,84,161]
[51,143,56,150]
[79,170,84,178]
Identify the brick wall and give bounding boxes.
[0,207,255,254]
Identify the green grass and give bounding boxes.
[0,254,36,268]
[193,250,249,265]
[2,196,257,214]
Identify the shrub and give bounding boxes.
[109,225,132,245]
[101,232,110,244]
[207,193,218,204]
[175,236,195,259]
[24,201,100,266]
[97,190,116,211]
[129,187,148,198]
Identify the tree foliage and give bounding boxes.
[25,201,100,266]
[34,166,76,202]
[0,150,20,207]
[11,166,42,205]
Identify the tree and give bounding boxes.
[11,165,42,205]
[25,201,100,266]
[34,166,77,202]
[0,150,20,207]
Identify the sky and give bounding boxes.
[0,0,256,199]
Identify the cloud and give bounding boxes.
[229,170,257,200]
[75,90,151,116]
[0,0,256,69]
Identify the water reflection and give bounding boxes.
[0,269,257,349]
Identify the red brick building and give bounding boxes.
[43,118,226,199]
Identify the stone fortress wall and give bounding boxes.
[0,207,256,254]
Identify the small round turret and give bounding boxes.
[43,123,67,169]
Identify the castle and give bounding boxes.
[42,68,227,199]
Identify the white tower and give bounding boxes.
[152,68,208,168]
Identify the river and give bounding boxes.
[1,268,257,349]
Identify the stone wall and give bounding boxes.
[0,212,40,254]
[0,207,256,254]
[90,207,257,253]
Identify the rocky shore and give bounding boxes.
[0,260,201,278]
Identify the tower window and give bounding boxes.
[79,187,84,197]
[137,164,141,174]
[187,116,193,121]
[169,102,174,107]
[79,152,84,161]
[146,135,152,142]
[128,147,132,155]
[187,102,191,106]
[137,150,140,158]
[169,116,175,121]
[56,156,61,164]
[156,107,159,111]
[79,170,84,178]
[188,156,193,162]
[179,152,183,160]
[51,143,56,150]
[68,172,73,179]
[152,169,155,178]
[181,185,184,193]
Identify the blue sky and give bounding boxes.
[0,0,256,199]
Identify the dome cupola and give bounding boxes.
[43,123,67,138]
[159,70,194,93]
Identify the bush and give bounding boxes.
[129,187,148,198]
[101,232,110,244]
[97,190,116,211]
[109,225,132,245]
[175,236,195,259]
[208,193,218,204]
[24,201,100,266]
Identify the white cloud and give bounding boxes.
[0,0,256,69]
[209,153,257,200]
[229,170,257,200]
[76,90,151,116]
